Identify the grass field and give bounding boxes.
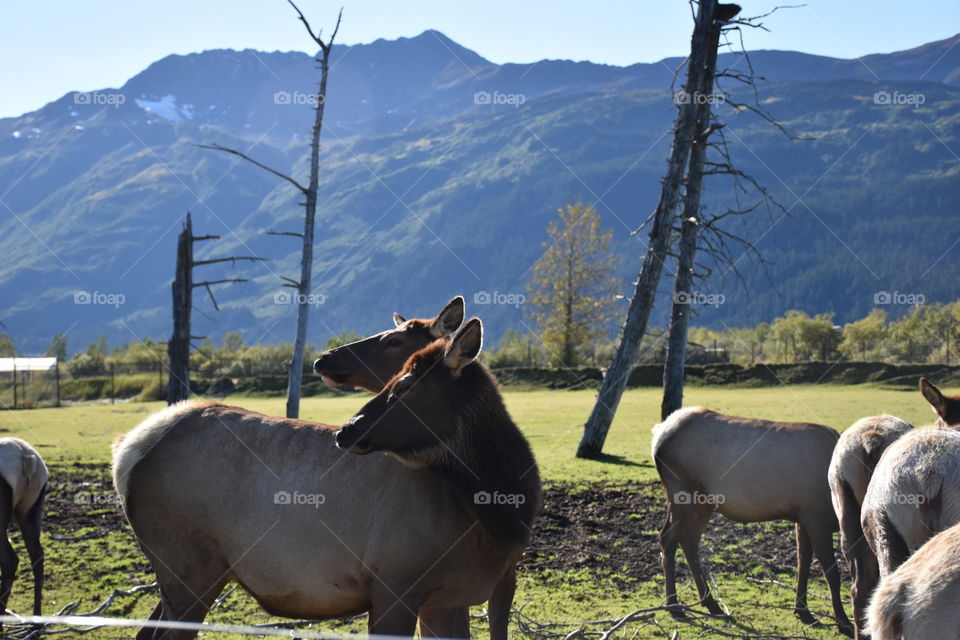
[0,383,942,638]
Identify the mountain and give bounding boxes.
[1,31,959,354]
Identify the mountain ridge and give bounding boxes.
[1,30,958,354]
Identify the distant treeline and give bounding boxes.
[2,304,958,380]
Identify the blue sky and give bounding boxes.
[1,0,958,118]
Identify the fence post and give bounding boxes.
[11,358,16,410]
[110,363,115,405]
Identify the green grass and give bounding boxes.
[0,383,936,480]
[0,383,942,638]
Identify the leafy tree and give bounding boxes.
[838,309,887,361]
[527,203,620,367]
[87,336,109,357]
[486,329,545,368]
[769,310,836,362]
[222,331,245,352]
[43,333,68,361]
[324,330,362,351]
[0,334,14,357]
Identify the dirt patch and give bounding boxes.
[521,481,848,589]
[43,463,127,537]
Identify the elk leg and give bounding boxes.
[368,591,419,637]
[488,565,517,640]
[135,602,165,640]
[15,485,44,616]
[0,480,17,629]
[677,502,721,615]
[144,556,227,640]
[659,502,684,618]
[418,606,469,639]
[809,522,854,638]
[851,546,879,640]
[794,523,815,624]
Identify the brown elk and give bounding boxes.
[0,438,47,628]
[867,520,960,640]
[113,318,540,640]
[828,415,913,639]
[652,407,853,636]
[861,378,960,584]
[313,296,464,391]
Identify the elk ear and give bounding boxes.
[920,377,948,419]
[393,313,407,327]
[430,296,465,338]
[444,318,482,374]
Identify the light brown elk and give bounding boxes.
[652,407,853,636]
[0,438,47,629]
[828,415,913,638]
[114,318,540,640]
[861,378,960,582]
[867,520,960,640]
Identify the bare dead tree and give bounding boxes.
[660,4,730,420]
[198,0,342,418]
[660,4,801,419]
[576,0,721,458]
[167,212,265,404]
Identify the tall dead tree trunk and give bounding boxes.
[166,212,263,405]
[286,3,339,419]
[167,215,193,404]
[577,0,719,458]
[200,1,341,419]
[661,10,726,420]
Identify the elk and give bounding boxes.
[828,415,913,638]
[861,378,960,580]
[113,318,540,640]
[652,407,853,636]
[313,296,464,391]
[866,520,960,640]
[0,438,47,628]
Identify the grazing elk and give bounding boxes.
[828,415,913,638]
[313,296,464,391]
[860,378,960,582]
[652,407,853,636]
[114,318,541,640]
[0,438,47,628]
[867,520,960,640]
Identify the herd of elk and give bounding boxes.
[4,290,958,640]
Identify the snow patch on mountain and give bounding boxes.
[134,94,193,121]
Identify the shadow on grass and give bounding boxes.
[583,453,649,468]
